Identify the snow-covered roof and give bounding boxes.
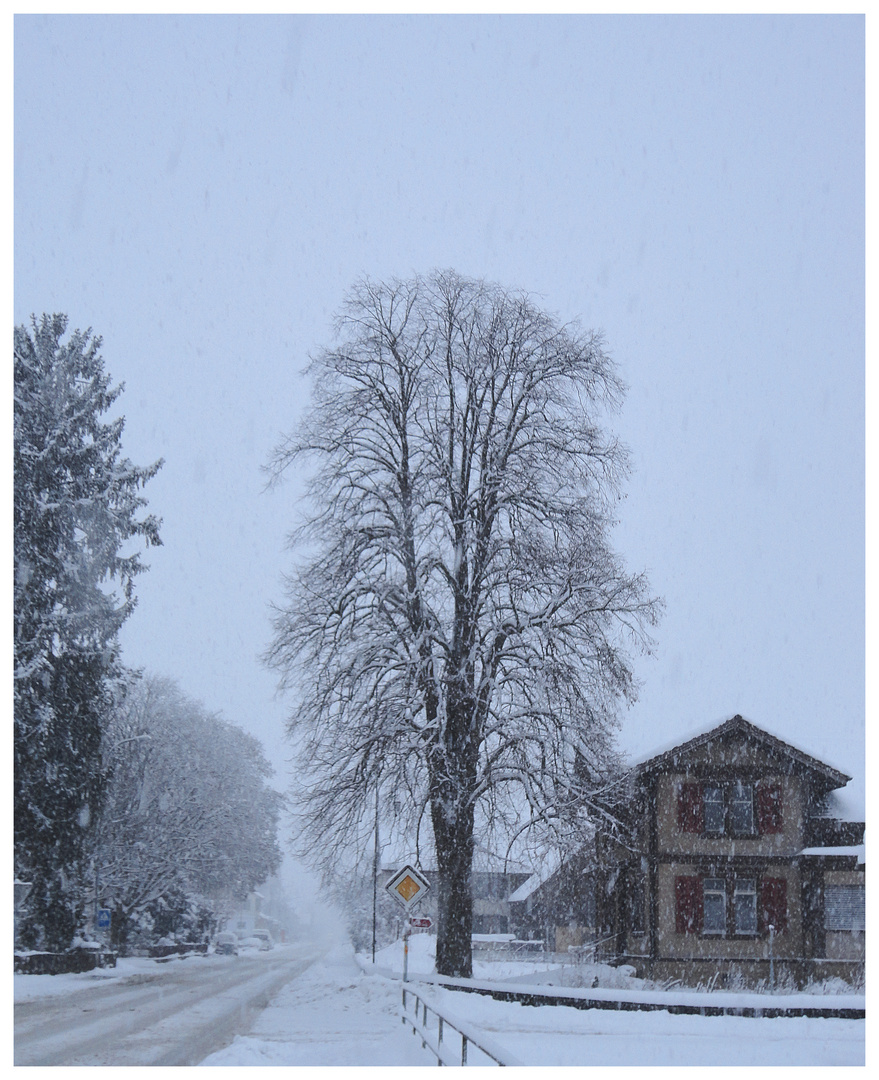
[629,714,851,788]
[799,844,865,865]
[823,783,866,823]
[625,714,742,769]
[508,849,562,903]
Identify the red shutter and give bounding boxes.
[761,877,788,933]
[757,782,783,834]
[677,783,704,833]
[675,875,703,934]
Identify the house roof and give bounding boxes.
[632,714,851,789]
[508,849,562,903]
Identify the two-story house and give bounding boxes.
[599,714,864,988]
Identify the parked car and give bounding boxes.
[252,929,274,951]
[215,932,238,956]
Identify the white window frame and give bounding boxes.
[703,877,727,935]
[729,782,755,835]
[734,877,758,934]
[703,786,725,834]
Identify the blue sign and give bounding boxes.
[97,908,111,929]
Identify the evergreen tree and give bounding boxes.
[14,314,162,949]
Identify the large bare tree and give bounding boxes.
[267,271,661,976]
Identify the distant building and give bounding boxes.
[377,866,530,936]
[222,875,296,943]
[508,850,603,954]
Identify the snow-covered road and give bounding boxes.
[14,944,324,1066]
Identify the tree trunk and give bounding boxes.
[431,796,475,978]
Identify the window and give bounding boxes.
[675,874,785,936]
[734,878,758,934]
[472,914,509,934]
[472,873,508,900]
[824,885,865,932]
[677,780,777,836]
[703,786,724,834]
[729,782,754,834]
[703,878,727,934]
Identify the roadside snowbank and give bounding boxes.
[13,947,282,1004]
[423,983,865,1067]
[370,932,865,1009]
[14,953,192,1002]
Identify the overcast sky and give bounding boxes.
[14,13,865,836]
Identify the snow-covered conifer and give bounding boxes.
[14,314,162,949]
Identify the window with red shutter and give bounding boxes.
[675,875,703,934]
[677,782,704,833]
[756,782,783,834]
[760,876,788,933]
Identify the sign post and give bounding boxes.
[384,865,431,983]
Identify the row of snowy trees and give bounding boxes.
[14,315,280,951]
[92,673,283,949]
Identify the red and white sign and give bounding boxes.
[409,917,432,928]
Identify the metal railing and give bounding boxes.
[401,984,521,1067]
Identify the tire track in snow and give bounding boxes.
[14,946,325,1066]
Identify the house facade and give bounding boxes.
[600,715,864,987]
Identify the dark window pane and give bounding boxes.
[703,878,726,933]
[704,786,724,833]
[734,879,757,933]
[730,782,754,833]
[630,873,646,934]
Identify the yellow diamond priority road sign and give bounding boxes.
[385,864,430,911]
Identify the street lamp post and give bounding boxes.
[372,788,380,962]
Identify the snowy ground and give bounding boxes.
[201,933,865,1068]
[199,943,432,1066]
[14,931,865,1068]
